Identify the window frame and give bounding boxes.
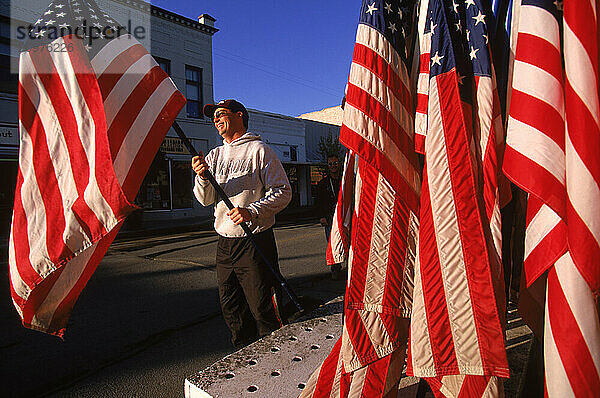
[185,65,203,119]
[153,56,171,76]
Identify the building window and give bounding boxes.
[135,151,195,211]
[185,65,202,118]
[136,152,171,210]
[154,56,171,75]
[283,164,300,208]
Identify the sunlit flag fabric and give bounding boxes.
[503,0,600,395]
[9,0,185,336]
[301,0,421,396]
[406,0,510,395]
[414,0,432,152]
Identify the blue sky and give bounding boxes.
[149,0,362,116]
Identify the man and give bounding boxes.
[315,154,343,280]
[191,99,292,348]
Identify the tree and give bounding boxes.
[318,131,344,164]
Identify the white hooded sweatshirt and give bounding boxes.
[193,132,292,237]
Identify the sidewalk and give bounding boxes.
[115,205,320,241]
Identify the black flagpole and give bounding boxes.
[171,121,305,314]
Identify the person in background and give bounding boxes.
[316,154,344,280]
[191,99,292,348]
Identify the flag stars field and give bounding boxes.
[472,10,486,26]
[470,46,479,60]
[366,2,378,15]
[431,51,444,66]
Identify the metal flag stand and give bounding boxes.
[171,121,305,315]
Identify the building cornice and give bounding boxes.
[108,0,219,36]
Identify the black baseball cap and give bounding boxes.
[203,99,249,124]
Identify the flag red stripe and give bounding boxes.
[380,198,409,311]
[121,91,185,199]
[416,93,428,114]
[508,89,565,150]
[564,80,600,190]
[10,169,36,290]
[340,370,352,398]
[359,354,391,397]
[107,66,167,161]
[344,310,380,365]
[352,43,412,113]
[419,165,459,374]
[311,337,342,396]
[547,268,600,395]
[414,133,425,155]
[481,122,499,220]
[345,83,419,171]
[523,219,566,285]
[379,312,404,348]
[457,375,492,397]
[566,200,600,292]
[341,125,419,209]
[18,83,73,265]
[437,72,507,375]
[525,195,543,226]
[346,161,378,308]
[97,44,148,99]
[516,32,564,83]
[420,53,430,73]
[503,145,565,219]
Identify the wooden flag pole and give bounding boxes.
[171,121,305,314]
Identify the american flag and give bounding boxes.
[325,151,355,266]
[301,0,421,396]
[406,0,509,394]
[9,0,185,336]
[503,0,600,394]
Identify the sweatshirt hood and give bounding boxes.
[224,132,262,147]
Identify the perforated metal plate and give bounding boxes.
[185,297,344,397]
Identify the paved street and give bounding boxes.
[1,219,347,398]
[1,218,534,398]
